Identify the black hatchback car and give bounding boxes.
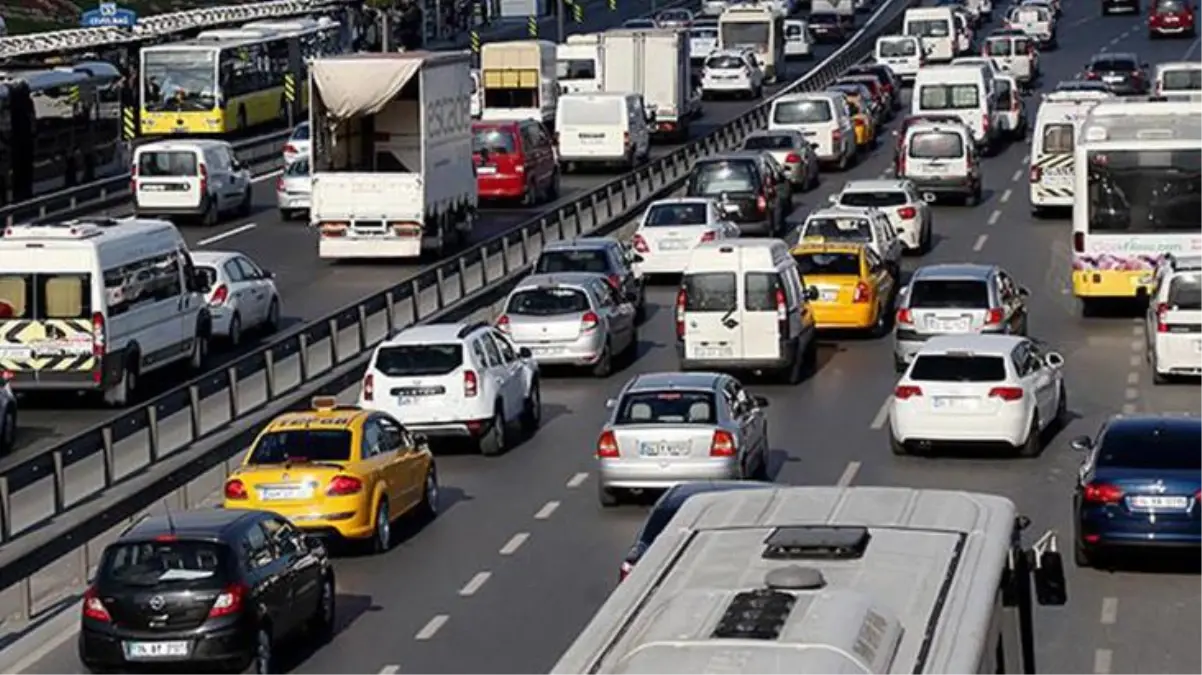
[80,509,335,673]
[1081,52,1150,95]
[685,153,789,237]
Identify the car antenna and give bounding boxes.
[164,499,177,537]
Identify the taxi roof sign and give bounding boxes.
[311,395,338,410]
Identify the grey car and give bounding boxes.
[533,237,647,321]
[740,129,821,191]
[596,371,771,507]
[893,263,1032,371]
[498,272,638,377]
[276,156,311,221]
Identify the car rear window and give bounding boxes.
[688,161,758,195]
[910,279,990,308]
[839,191,908,207]
[773,99,832,124]
[1157,0,1188,11]
[100,540,229,587]
[683,272,736,311]
[645,202,708,226]
[691,27,718,38]
[795,252,861,276]
[536,249,611,274]
[616,390,717,425]
[473,127,517,154]
[284,157,310,176]
[906,19,950,37]
[1090,58,1136,72]
[0,273,93,319]
[138,150,198,176]
[373,343,463,377]
[986,40,1013,56]
[918,84,980,110]
[508,287,590,316]
[1162,69,1202,91]
[909,355,1007,382]
[705,54,745,69]
[803,217,872,243]
[1168,273,1202,309]
[1098,424,1201,470]
[878,38,917,57]
[743,134,797,151]
[909,131,965,159]
[291,122,310,141]
[247,429,353,464]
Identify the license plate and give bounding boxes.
[820,289,839,302]
[932,397,975,410]
[721,204,740,213]
[531,346,564,356]
[939,318,970,332]
[259,486,312,501]
[140,184,167,191]
[695,345,733,358]
[475,166,496,174]
[639,441,690,457]
[1103,76,1123,83]
[1129,495,1189,509]
[658,240,688,251]
[582,136,605,144]
[924,163,949,174]
[396,396,419,406]
[124,641,189,659]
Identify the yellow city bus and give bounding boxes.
[139,17,341,136]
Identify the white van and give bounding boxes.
[133,139,253,227]
[1028,93,1106,215]
[898,122,982,205]
[555,92,652,171]
[1006,4,1056,48]
[912,65,1001,151]
[768,92,857,170]
[902,7,957,63]
[677,239,819,383]
[952,10,973,54]
[783,19,813,59]
[0,218,210,406]
[1155,61,1202,100]
[874,35,924,82]
[470,69,482,117]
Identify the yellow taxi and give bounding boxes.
[791,242,895,335]
[223,396,437,553]
[827,89,876,150]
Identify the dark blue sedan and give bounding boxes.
[1071,415,1201,567]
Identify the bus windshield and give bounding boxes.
[1086,149,1201,233]
[142,49,218,112]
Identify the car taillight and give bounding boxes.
[756,194,767,212]
[198,163,208,195]
[852,281,871,304]
[897,145,907,175]
[985,308,1004,325]
[896,308,913,325]
[1156,303,1170,332]
[223,478,248,500]
[1030,166,1042,183]
[784,152,801,163]
[675,288,687,338]
[981,114,990,134]
[1085,71,1100,80]
[898,206,917,220]
[496,314,511,333]
[326,475,363,496]
[894,385,922,400]
[699,230,717,243]
[709,429,736,457]
[619,560,634,581]
[1132,70,1144,81]
[276,176,285,191]
[1082,482,1124,504]
[1011,95,1020,113]
[82,586,111,622]
[774,288,787,328]
[1073,231,1085,253]
[981,46,989,56]
[854,117,865,128]
[988,386,1024,401]
[633,234,649,253]
[284,143,297,156]
[832,129,842,145]
[596,430,619,458]
[129,162,137,192]
[209,284,229,306]
[606,275,622,290]
[624,131,631,147]
[208,583,248,618]
[362,373,375,401]
[581,310,600,332]
[463,370,479,397]
[91,311,105,383]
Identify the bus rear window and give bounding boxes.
[0,274,92,320]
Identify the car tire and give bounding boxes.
[749,448,770,481]
[252,626,273,675]
[189,333,208,371]
[201,199,218,227]
[1074,538,1093,568]
[520,380,541,436]
[1017,416,1041,458]
[622,325,640,364]
[265,298,280,334]
[228,313,242,347]
[547,170,561,200]
[104,357,138,407]
[964,187,980,207]
[889,429,907,456]
[0,407,16,454]
[481,405,507,456]
[371,499,391,553]
[1152,356,1170,384]
[598,481,620,507]
[416,466,439,521]
[237,188,253,217]
[306,576,335,643]
[870,304,889,338]
[1055,383,1068,427]
[591,341,613,378]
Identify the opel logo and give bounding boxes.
[148,595,166,611]
[1152,480,1167,494]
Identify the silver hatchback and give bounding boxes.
[497,272,638,377]
[276,156,311,221]
[596,371,771,506]
[893,263,1031,371]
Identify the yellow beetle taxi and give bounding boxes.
[827,89,876,150]
[791,242,895,335]
[223,396,437,553]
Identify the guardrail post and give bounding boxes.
[20,577,32,621]
[0,476,11,542]
[456,258,469,299]
[53,448,66,513]
[410,279,423,320]
[227,367,240,419]
[188,385,202,439]
[631,172,641,202]
[147,406,161,461]
[384,291,397,336]
[520,227,531,265]
[499,237,511,277]
[434,268,447,309]
[264,350,276,400]
[101,426,115,487]
[356,305,369,351]
[298,334,310,382]
[327,318,341,364]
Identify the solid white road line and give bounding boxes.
[196,222,257,247]
[458,571,491,597]
[500,532,529,556]
[836,461,861,487]
[414,615,449,641]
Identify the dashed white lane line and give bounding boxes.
[1126,371,1139,386]
[1094,648,1113,674]
[1000,188,1012,203]
[379,665,401,674]
[1011,169,1022,182]
[1129,339,1143,352]
[1100,597,1118,625]
[973,234,988,252]
[987,210,1001,226]
[1129,354,1141,368]
[870,398,890,430]
[1021,154,1030,163]
[459,571,492,597]
[566,472,589,488]
[500,532,530,555]
[415,614,448,641]
[1124,387,1139,401]
[196,222,256,247]
[837,461,862,487]
[534,500,560,520]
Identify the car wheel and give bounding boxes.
[189,333,208,371]
[228,313,242,347]
[237,187,253,217]
[1055,383,1068,426]
[201,199,218,227]
[870,304,889,338]
[307,576,335,643]
[0,408,15,454]
[265,298,280,333]
[598,481,620,507]
[252,626,273,675]
[749,448,770,480]
[591,341,613,378]
[1017,416,1041,458]
[1152,354,1171,384]
[1074,537,1093,568]
[520,380,541,435]
[889,429,907,456]
[371,499,391,553]
[417,466,439,521]
[481,405,506,456]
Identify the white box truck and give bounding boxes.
[600,28,699,141]
[309,51,476,260]
[557,33,604,95]
[480,40,558,127]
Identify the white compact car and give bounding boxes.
[700,49,763,99]
[783,20,813,59]
[1145,256,1202,384]
[283,122,310,165]
[192,251,280,346]
[632,198,740,275]
[889,334,1066,457]
[358,321,541,456]
[830,179,933,254]
[133,139,253,226]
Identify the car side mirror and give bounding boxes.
[261,268,274,279]
[805,286,819,301]
[826,193,838,204]
[1070,435,1092,452]
[1142,63,1150,70]
[1044,351,1064,369]
[630,253,645,264]
[190,270,209,293]
[303,534,326,552]
[1018,286,1031,297]
[810,142,820,149]
[753,395,770,408]
[605,397,617,409]
[518,346,533,359]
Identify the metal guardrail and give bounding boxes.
[0,0,915,625]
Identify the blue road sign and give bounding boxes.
[80,2,138,28]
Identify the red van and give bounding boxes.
[472,120,561,205]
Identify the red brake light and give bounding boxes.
[496,314,511,333]
[784,152,801,163]
[1073,231,1085,253]
[699,230,717,243]
[209,284,229,306]
[623,131,631,147]
[362,373,375,401]
[326,475,363,496]
[854,117,865,128]
[284,143,297,155]
[606,275,622,290]
[852,281,871,304]
[1082,482,1124,504]
[1156,303,1170,332]
[581,310,600,332]
[896,308,913,325]
[208,583,248,618]
[988,386,1025,401]
[1030,166,1042,183]
[774,288,787,323]
[897,206,917,220]
[756,194,767,212]
[675,288,687,338]
[633,234,649,253]
[276,176,284,191]
[619,560,634,581]
[1085,71,1100,80]
[985,308,1004,325]
[709,429,736,457]
[223,478,248,500]
[83,586,112,622]
[981,114,990,133]
[832,129,842,144]
[597,430,619,458]
[198,163,208,195]
[894,384,922,400]
[464,370,479,397]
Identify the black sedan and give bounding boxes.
[1080,52,1150,95]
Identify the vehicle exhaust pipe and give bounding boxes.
[922,192,937,203]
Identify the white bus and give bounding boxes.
[1072,100,1202,315]
[553,486,1067,674]
[719,3,785,83]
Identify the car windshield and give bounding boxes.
[1169,273,1202,309]
[743,134,797,151]
[803,217,872,243]
[840,191,908,207]
[373,343,463,376]
[616,390,717,425]
[644,203,708,226]
[910,278,990,308]
[774,99,832,124]
[507,287,589,316]
[909,131,965,158]
[536,249,611,274]
[247,429,353,464]
[291,123,310,141]
[794,252,862,276]
[1098,424,1201,470]
[100,540,229,588]
[909,355,1007,382]
[688,161,758,194]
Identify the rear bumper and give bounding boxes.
[560,151,628,164]
[79,621,253,670]
[277,193,311,211]
[598,457,740,489]
[134,205,205,217]
[510,336,607,366]
[907,176,976,196]
[890,404,1029,446]
[477,175,526,199]
[731,218,774,237]
[677,337,798,373]
[812,303,877,330]
[319,236,422,259]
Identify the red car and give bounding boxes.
[472,119,560,205]
[1149,0,1197,38]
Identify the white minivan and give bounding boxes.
[133,139,253,227]
[903,7,957,63]
[677,239,819,383]
[768,92,857,170]
[912,65,1001,152]
[874,34,924,82]
[555,92,652,172]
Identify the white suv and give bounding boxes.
[1145,256,1202,384]
[358,321,542,455]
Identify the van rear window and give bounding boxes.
[878,39,917,57]
[1040,124,1074,154]
[1162,69,1202,91]
[918,84,980,110]
[773,99,831,124]
[683,272,736,311]
[905,19,950,38]
[559,97,621,125]
[985,40,1012,56]
[0,273,92,320]
[909,355,1007,382]
[744,273,780,312]
[138,151,198,177]
[473,127,517,154]
[1169,274,1202,310]
[909,132,964,159]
